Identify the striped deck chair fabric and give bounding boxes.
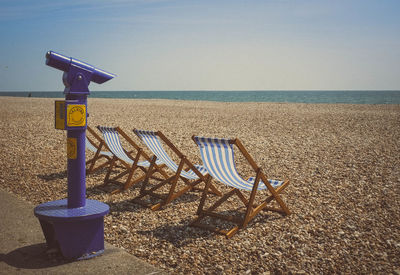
[132,129,221,211]
[134,130,207,180]
[99,127,162,168]
[194,137,284,191]
[85,126,114,174]
[191,136,291,238]
[97,126,166,194]
[86,137,113,157]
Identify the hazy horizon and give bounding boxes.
[1,1,399,91]
[2,89,400,93]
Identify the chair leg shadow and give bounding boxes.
[136,218,214,248]
[37,171,67,181]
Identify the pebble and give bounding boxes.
[1,97,399,274]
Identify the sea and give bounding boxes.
[1,90,400,104]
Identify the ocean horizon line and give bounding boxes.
[1,90,400,104]
[1,89,400,92]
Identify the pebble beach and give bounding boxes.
[1,96,399,274]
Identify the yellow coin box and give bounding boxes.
[67,137,77,159]
[66,104,86,127]
[55,100,66,130]
[54,100,87,130]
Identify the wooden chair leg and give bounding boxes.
[226,227,240,238]
[140,156,158,194]
[104,157,117,186]
[196,175,212,215]
[260,174,291,215]
[191,187,242,239]
[242,169,261,228]
[89,158,111,174]
[205,189,236,214]
[117,152,141,192]
[89,152,102,174]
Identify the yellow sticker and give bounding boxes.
[55,100,65,130]
[67,138,77,159]
[67,104,86,127]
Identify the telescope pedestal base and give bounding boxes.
[34,199,109,260]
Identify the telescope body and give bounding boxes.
[46,51,115,94]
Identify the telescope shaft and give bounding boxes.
[67,129,86,208]
[66,94,87,208]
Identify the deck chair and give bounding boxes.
[191,136,291,238]
[97,126,168,194]
[86,126,113,174]
[132,129,222,211]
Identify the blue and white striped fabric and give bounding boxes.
[193,136,284,191]
[98,126,159,168]
[134,130,207,180]
[85,137,113,157]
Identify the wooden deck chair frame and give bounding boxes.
[191,136,291,238]
[86,126,113,174]
[132,129,222,211]
[97,126,168,195]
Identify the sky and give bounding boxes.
[0,0,399,91]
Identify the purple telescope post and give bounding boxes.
[34,51,115,259]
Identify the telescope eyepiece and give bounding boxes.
[46,51,71,72]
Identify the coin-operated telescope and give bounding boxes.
[34,51,115,260]
[46,51,115,95]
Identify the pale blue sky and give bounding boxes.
[0,0,399,91]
